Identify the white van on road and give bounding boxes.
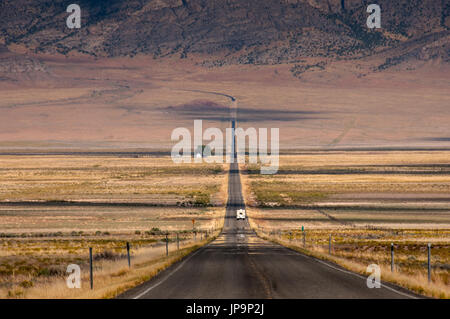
[236,209,246,220]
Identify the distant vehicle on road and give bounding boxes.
[236,209,246,220]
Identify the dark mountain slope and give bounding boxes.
[0,0,448,65]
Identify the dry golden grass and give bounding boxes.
[247,207,450,230]
[2,233,219,299]
[0,155,227,205]
[0,209,225,299]
[244,152,450,207]
[0,206,225,234]
[0,155,229,298]
[275,151,450,167]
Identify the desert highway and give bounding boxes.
[118,161,418,299]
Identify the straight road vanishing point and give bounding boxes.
[118,99,419,300]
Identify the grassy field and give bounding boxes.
[242,151,450,298]
[245,151,450,207]
[0,229,220,299]
[0,155,226,205]
[0,206,224,235]
[0,154,227,298]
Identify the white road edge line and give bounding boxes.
[132,244,208,299]
[312,256,419,299]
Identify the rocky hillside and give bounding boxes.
[0,0,448,66]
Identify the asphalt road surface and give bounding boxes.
[118,162,418,299]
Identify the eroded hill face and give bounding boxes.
[0,0,448,66]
